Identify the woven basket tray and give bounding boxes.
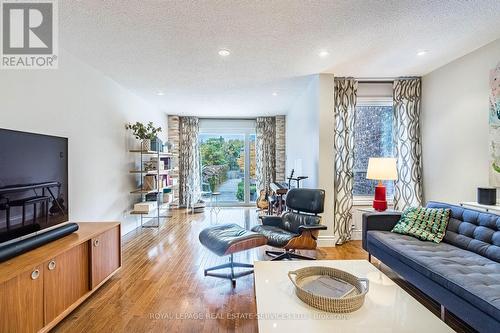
[288,266,369,313]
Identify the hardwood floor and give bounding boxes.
[52,208,468,333]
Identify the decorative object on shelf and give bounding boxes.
[133,201,157,214]
[288,266,369,313]
[366,157,397,211]
[151,137,163,152]
[143,175,157,191]
[489,62,500,186]
[145,192,159,202]
[477,187,497,205]
[144,160,157,171]
[150,158,164,170]
[142,139,151,151]
[125,121,162,151]
[163,188,172,203]
[164,141,173,153]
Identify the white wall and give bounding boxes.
[286,75,320,188]
[317,74,336,244]
[0,49,166,235]
[422,39,500,204]
[286,74,337,246]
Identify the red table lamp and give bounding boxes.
[366,158,398,211]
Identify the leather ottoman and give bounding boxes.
[199,223,267,287]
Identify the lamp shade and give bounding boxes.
[366,158,397,181]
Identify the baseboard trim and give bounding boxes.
[351,230,362,241]
[317,235,337,247]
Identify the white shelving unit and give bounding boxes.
[129,149,178,228]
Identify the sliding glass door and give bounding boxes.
[199,119,256,205]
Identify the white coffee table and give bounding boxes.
[254,260,453,333]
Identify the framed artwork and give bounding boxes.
[489,61,500,186]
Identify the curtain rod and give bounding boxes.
[357,80,393,84]
[356,77,394,84]
[199,117,257,121]
[356,76,421,83]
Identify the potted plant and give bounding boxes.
[125,121,162,151]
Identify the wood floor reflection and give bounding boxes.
[51,208,469,333]
[50,208,363,332]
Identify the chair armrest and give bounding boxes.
[259,215,284,228]
[362,211,402,250]
[298,224,327,232]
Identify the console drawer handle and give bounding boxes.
[93,239,100,247]
[31,269,40,280]
[48,260,56,271]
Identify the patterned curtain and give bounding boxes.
[275,115,286,182]
[333,78,358,245]
[256,117,276,192]
[393,78,423,211]
[178,117,201,208]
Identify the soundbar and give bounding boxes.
[0,223,79,263]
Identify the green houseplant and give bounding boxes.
[125,122,162,151]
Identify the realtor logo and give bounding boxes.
[1,0,58,69]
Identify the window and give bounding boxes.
[353,100,394,198]
[198,119,256,205]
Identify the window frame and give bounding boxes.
[353,96,394,206]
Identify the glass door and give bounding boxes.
[199,120,256,205]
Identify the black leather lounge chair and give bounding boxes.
[252,188,326,260]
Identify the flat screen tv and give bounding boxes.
[0,129,68,245]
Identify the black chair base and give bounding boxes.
[204,254,254,288]
[265,250,316,261]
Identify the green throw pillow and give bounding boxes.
[392,207,450,243]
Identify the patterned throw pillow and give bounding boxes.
[392,207,451,243]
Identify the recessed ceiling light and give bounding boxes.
[318,50,330,58]
[156,91,165,96]
[417,50,428,56]
[272,92,278,96]
[218,49,231,57]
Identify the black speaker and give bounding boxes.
[0,223,79,263]
[477,187,497,205]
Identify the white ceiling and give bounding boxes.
[60,1,500,117]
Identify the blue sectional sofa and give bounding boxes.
[362,201,500,333]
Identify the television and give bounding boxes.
[0,129,68,245]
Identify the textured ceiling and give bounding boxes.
[60,1,500,116]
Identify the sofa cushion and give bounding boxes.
[427,202,500,263]
[251,225,297,248]
[392,207,450,243]
[367,230,500,320]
